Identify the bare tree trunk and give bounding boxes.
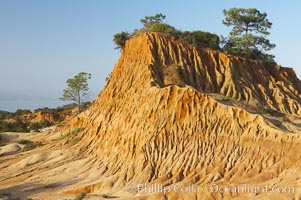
[77,90,81,114]
[245,24,250,58]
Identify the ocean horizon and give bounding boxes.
[0,99,69,112]
[0,90,97,112]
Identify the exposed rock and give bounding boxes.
[0,33,300,200]
[0,143,22,156]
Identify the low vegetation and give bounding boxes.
[16,139,44,150]
[114,8,276,65]
[220,96,231,103]
[75,192,87,200]
[58,127,84,140]
[0,118,29,132]
[29,121,53,132]
[0,102,91,133]
[17,139,32,145]
[113,13,221,51]
[0,134,4,146]
[35,141,44,147]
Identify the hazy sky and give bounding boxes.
[0,0,300,111]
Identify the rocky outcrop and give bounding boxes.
[1,33,301,200]
[67,33,301,199]
[147,33,301,115]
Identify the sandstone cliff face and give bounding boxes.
[1,33,301,200]
[149,33,301,115]
[4,108,77,126]
[21,111,59,124]
[68,33,301,199]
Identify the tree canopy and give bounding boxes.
[60,72,91,113]
[140,13,166,30]
[113,10,277,65]
[179,31,220,50]
[113,13,221,51]
[113,31,130,50]
[222,8,275,63]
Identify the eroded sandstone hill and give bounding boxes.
[1,32,301,200]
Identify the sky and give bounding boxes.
[0,0,300,112]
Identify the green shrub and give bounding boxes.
[29,121,53,132]
[34,107,57,114]
[58,127,84,140]
[0,103,91,133]
[71,127,84,135]
[76,192,86,200]
[279,117,290,123]
[0,110,11,120]
[0,120,30,133]
[218,95,231,102]
[114,13,221,52]
[113,32,131,50]
[34,102,90,114]
[17,139,32,145]
[35,141,44,147]
[16,140,44,150]
[140,13,166,30]
[179,31,221,50]
[14,109,32,116]
[149,23,177,34]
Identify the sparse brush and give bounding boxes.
[58,127,84,140]
[279,117,289,123]
[17,139,32,145]
[218,95,231,103]
[76,192,86,200]
[221,97,231,102]
[35,141,44,147]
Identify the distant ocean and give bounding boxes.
[0,91,97,112]
[0,99,67,112]
[0,90,98,112]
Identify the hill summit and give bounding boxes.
[1,32,301,200]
